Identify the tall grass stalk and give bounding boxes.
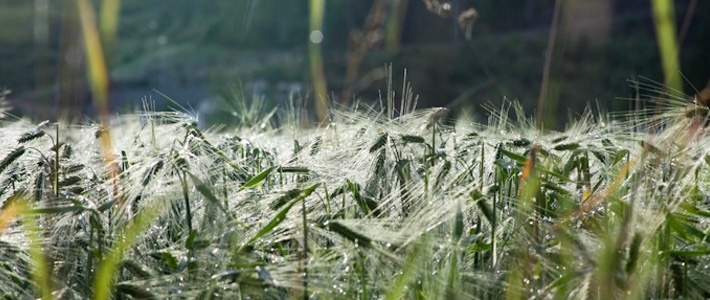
[308,0,328,124]
[536,0,563,129]
[651,0,683,92]
[98,0,121,62]
[76,0,123,209]
[300,188,309,299]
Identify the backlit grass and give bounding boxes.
[1,80,710,299]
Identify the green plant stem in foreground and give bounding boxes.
[651,0,683,92]
[93,199,165,300]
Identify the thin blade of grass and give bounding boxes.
[237,166,275,192]
[5,194,54,300]
[384,237,426,300]
[326,221,372,248]
[76,0,122,208]
[93,199,166,300]
[651,0,683,92]
[187,172,232,218]
[98,0,121,60]
[472,190,493,224]
[142,160,164,187]
[28,206,86,215]
[242,183,320,248]
[115,283,156,300]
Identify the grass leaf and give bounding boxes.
[142,160,164,187]
[93,199,166,300]
[326,221,372,248]
[242,183,320,247]
[237,166,275,192]
[116,283,156,300]
[187,172,231,217]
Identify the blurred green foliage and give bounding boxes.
[0,0,708,127]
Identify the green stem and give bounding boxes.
[651,0,682,92]
[301,192,309,299]
[323,182,331,219]
[180,171,193,234]
[54,123,59,197]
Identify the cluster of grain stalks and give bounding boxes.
[0,82,710,299]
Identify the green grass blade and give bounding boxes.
[187,172,231,217]
[25,209,53,300]
[277,166,310,173]
[243,183,320,247]
[29,206,86,215]
[93,199,166,300]
[499,148,526,164]
[326,221,372,248]
[98,0,121,60]
[271,189,303,210]
[142,160,164,187]
[651,0,682,92]
[5,195,54,300]
[115,283,155,299]
[471,190,493,224]
[453,203,464,241]
[384,237,425,300]
[237,166,275,192]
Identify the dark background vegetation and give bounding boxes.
[0,0,708,127]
